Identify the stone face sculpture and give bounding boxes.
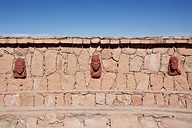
[90,54,101,78]
[167,56,181,76]
[13,58,27,78]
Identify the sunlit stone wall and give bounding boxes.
[0,36,192,128]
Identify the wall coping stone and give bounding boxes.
[0,36,191,44]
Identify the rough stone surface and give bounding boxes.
[135,73,149,90]
[143,93,155,106]
[96,93,105,105]
[85,116,109,128]
[61,74,75,90]
[31,50,44,76]
[116,73,127,90]
[184,56,192,72]
[144,54,160,73]
[0,54,14,73]
[118,54,129,73]
[67,54,77,75]
[47,72,61,90]
[101,73,116,90]
[45,50,57,75]
[130,56,143,71]
[150,73,163,90]
[0,36,191,127]
[111,114,142,128]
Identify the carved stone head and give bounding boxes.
[13,58,27,78]
[90,54,101,78]
[167,56,181,76]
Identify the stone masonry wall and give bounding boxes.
[0,36,192,128]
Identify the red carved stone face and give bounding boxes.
[170,59,178,70]
[15,60,25,74]
[91,55,101,71]
[168,56,181,76]
[90,54,101,78]
[13,58,26,78]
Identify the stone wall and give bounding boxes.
[0,36,192,128]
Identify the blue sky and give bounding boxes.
[0,0,192,36]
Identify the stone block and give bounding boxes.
[160,54,169,73]
[111,114,142,128]
[4,94,20,107]
[143,93,155,106]
[155,93,165,106]
[56,93,64,106]
[102,59,117,72]
[61,74,75,90]
[118,54,129,73]
[139,116,158,128]
[0,95,4,107]
[101,49,112,59]
[63,117,83,128]
[60,38,73,43]
[34,39,44,43]
[72,94,86,106]
[45,112,58,124]
[111,39,119,44]
[91,38,100,44]
[26,117,37,128]
[44,94,55,107]
[132,95,143,106]
[116,73,127,90]
[101,73,116,90]
[78,49,89,71]
[160,118,192,128]
[34,93,44,106]
[115,94,131,106]
[122,48,136,55]
[96,93,105,105]
[186,95,192,108]
[135,72,149,90]
[33,77,47,91]
[127,74,136,90]
[106,93,116,105]
[21,94,33,106]
[47,72,61,90]
[45,50,57,75]
[169,94,179,107]
[144,54,160,73]
[0,75,6,92]
[178,48,192,55]
[112,48,121,61]
[85,116,109,128]
[75,72,87,90]
[72,38,82,44]
[174,75,189,91]
[164,75,174,91]
[44,39,60,44]
[184,56,192,72]
[17,38,33,44]
[130,56,143,71]
[120,39,130,44]
[150,73,163,90]
[31,50,44,76]
[101,39,110,44]
[88,78,101,90]
[0,54,14,74]
[136,49,147,57]
[67,54,77,75]
[85,94,95,106]
[83,38,91,44]
[130,39,140,44]
[64,93,72,105]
